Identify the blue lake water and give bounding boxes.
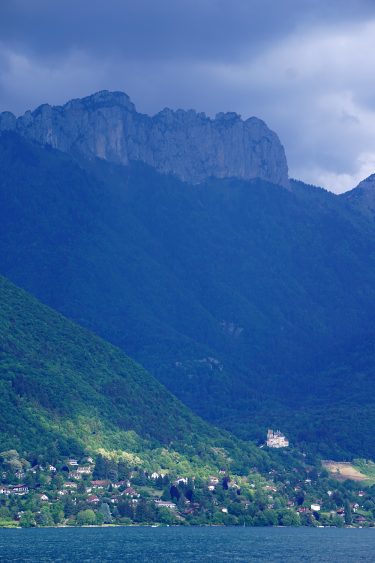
[0,526,374,562]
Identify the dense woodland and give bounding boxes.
[0,132,375,459]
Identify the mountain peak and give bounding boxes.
[341,173,375,215]
[356,173,375,190]
[0,90,289,187]
[70,90,136,111]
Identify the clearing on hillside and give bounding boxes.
[322,461,368,482]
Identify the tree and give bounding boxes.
[93,454,107,479]
[279,510,301,526]
[64,497,76,518]
[344,500,352,525]
[20,511,36,528]
[76,509,96,525]
[35,507,54,527]
[99,503,113,524]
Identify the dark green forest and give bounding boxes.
[0,131,375,459]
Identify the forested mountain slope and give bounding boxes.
[1,131,375,458]
[0,273,270,475]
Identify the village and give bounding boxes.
[1,440,374,528]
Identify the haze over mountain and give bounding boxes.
[1,89,375,461]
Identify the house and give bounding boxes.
[39,494,49,501]
[174,477,188,485]
[12,485,29,495]
[77,466,92,475]
[208,485,215,491]
[113,480,130,489]
[91,480,109,489]
[266,429,289,448]
[63,483,77,489]
[209,477,219,485]
[154,500,176,510]
[122,487,139,498]
[0,486,11,495]
[87,495,100,504]
[67,459,79,467]
[221,508,228,513]
[311,503,321,512]
[355,515,367,524]
[48,465,57,472]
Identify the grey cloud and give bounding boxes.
[1,0,375,62]
[1,0,375,192]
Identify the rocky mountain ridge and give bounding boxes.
[0,90,289,187]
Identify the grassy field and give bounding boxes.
[323,461,368,482]
[353,459,375,485]
[323,459,375,484]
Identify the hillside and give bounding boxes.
[1,131,375,458]
[0,273,268,476]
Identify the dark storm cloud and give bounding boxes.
[1,0,374,62]
[1,0,375,192]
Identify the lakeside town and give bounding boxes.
[1,433,374,528]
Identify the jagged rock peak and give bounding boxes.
[0,90,289,187]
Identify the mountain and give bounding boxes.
[0,272,272,476]
[0,90,289,187]
[341,174,375,216]
[1,130,375,459]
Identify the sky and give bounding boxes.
[1,1,375,193]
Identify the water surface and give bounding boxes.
[0,526,374,562]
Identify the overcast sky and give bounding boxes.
[1,0,375,192]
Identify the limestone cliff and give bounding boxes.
[0,90,289,187]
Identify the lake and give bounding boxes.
[0,526,374,562]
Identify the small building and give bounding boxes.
[11,485,29,495]
[122,487,139,498]
[266,429,289,448]
[87,495,100,504]
[77,466,92,475]
[113,480,130,489]
[63,483,77,489]
[0,486,11,495]
[154,500,176,510]
[91,480,110,489]
[67,459,79,467]
[311,503,321,512]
